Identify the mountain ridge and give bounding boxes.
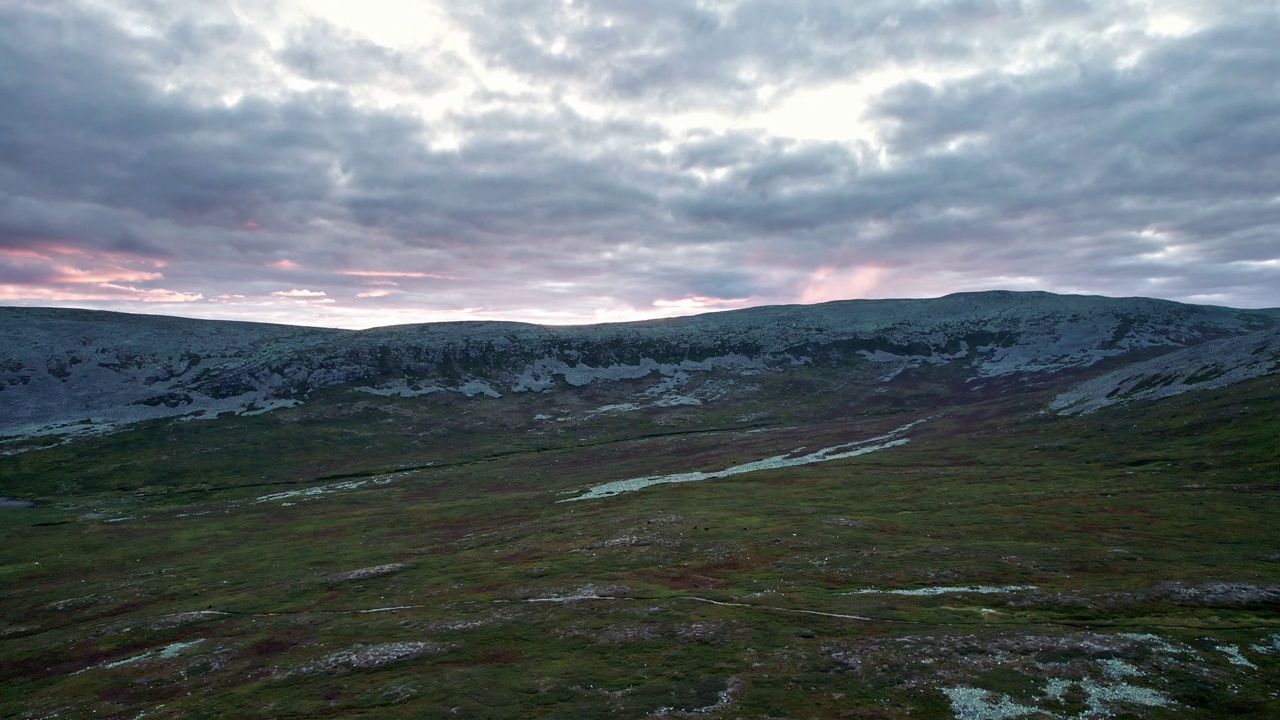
[3,293,1280,718]
[3,291,1278,446]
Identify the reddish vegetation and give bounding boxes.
[241,627,315,659]
[633,567,727,590]
[478,648,524,664]
[496,548,542,562]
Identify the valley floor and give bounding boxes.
[2,375,1278,718]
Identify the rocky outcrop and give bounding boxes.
[1050,327,1280,414]
[2,291,1276,441]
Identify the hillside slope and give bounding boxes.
[2,291,1276,443]
[1052,327,1280,414]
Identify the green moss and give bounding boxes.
[2,373,1278,717]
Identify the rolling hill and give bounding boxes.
[1,291,1278,719]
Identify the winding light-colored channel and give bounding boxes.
[561,419,926,502]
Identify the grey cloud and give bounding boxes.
[0,4,340,228]
[278,20,448,92]
[1,0,1278,323]
[455,0,1111,112]
[671,11,1280,246]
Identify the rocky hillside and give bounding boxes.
[2,291,1277,441]
[1051,326,1280,414]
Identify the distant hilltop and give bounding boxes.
[3,291,1278,447]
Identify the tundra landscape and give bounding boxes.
[2,290,1279,719]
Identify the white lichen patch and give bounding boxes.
[946,675,1174,720]
[149,610,230,629]
[292,641,443,675]
[1249,634,1280,654]
[1099,658,1144,679]
[48,594,98,610]
[526,585,621,603]
[1076,678,1173,715]
[1050,678,1173,717]
[1114,632,1199,658]
[1042,678,1073,702]
[254,475,397,503]
[941,686,1041,720]
[562,419,925,501]
[643,371,689,397]
[1215,644,1258,668]
[102,639,205,669]
[327,563,407,582]
[845,585,1037,596]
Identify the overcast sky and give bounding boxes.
[2,0,1278,328]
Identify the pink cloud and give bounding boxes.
[652,296,749,310]
[0,241,197,304]
[268,259,300,269]
[592,296,752,323]
[798,265,886,304]
[0,284,202,303]
[98,284,204,302]
[356,288,393,298]
[48,265,164,284]
[340,270,455,279]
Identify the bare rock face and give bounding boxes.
[1051,328,1280,414]
[2,291,1277,442]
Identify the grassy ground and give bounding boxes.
[1,370,1278,718]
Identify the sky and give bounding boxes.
[1,0,1278,329]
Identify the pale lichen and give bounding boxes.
[103,639,205,669]
[562,419,925,501]
[1215,644,1258,668]
[845,584,1036,596]
[292,641,443,675]
[1249,633,1280,655]
[941,686,1041,720]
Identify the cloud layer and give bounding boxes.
[2,0,1277,327]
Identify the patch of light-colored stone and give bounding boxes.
[457,379,501,398]
[291,641,442,675]
[1115,632,1198,658]
[1249,634,1280,654]
[844,584,1037,596]
[940,686,1041,720]
[103,639,205,669]
[1077,678,1173,715]
[353,378,446,397]
[561,419,925,502]
[947,675,1174,720]
[254,475,398,503]
[1099,658,1144,678]
[1216,644,1258,668]
[1042,678,1073,702]
[353,377,500,398]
